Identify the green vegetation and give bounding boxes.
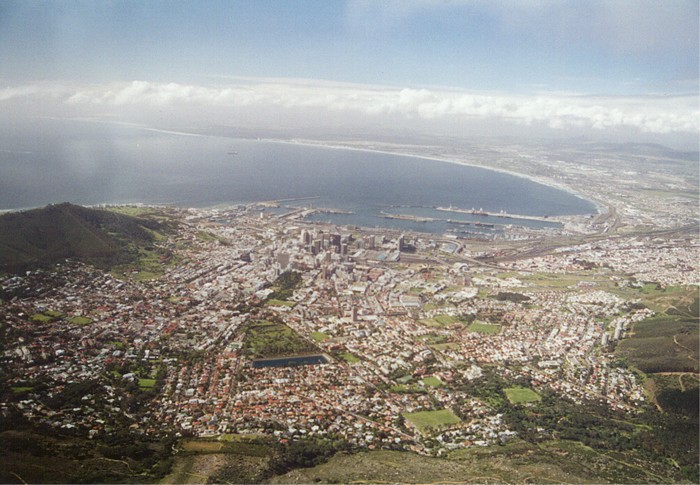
[245,320,318,358]
[403,409,461,433]
[504,387,541,404]
[493,291,531,303]
[390,383,422,394]
[651,374,699,416]
[310,331,328,342]
[419,314,462,327]
[459,366,698,483]
[614,284,698,314]
[111,245,172,281]
[267,298,295,307]
[0,203,167,273]
[340,352,360,363]
[615,309,699,373]
[196,230,217,243]
[68,316,92,325]
[434,314,459,325]
[165,437,352,484]
[417,333,448,345]
[30,310,65,323]
[0,429,176,484]
[106,205,159,217]
[421,302,443,311]
[224,433,697,485]
[420,376,444,388]
[430,342,459,351]
[10,386,33,394]
[265,270,302,302]
[467,321,501,334]
[138,378,157,389]
[268,445,603,484]
[30,313,54,323]
[521,272,596,289]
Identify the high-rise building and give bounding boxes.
[330,233,341,248]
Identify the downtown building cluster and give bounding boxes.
[0,202,696,454]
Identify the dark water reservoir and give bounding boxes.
[252,354,329,368]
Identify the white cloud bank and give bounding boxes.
[1,79,697,145]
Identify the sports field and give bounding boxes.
[504,387,541,404]
[468,321,501,334]
[403,408,461,433]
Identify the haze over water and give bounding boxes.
[1,119,596,232]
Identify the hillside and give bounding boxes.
[0,203,164,272]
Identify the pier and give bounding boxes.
[436,206,553,222]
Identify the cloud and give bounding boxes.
[1,80,697,140]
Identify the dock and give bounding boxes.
[436,206,553,222]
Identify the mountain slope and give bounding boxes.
[0,203,163,272]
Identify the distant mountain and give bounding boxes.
[553,139,699,162]
[0,203,164,273]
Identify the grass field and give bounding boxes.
[68,316,92,325]
[468,321,501,335]
[30,313,55,323]
[138,378,157,389]
[403,408,461,433]
[310,332,328,342]
[419,314,462,327]
[420,376,444,388]
[434,314,459,325]
[504,387,541,404]
[267,299,295,307]
[417,333,448,345]
[522,273,586,289]
[340,352,360,363]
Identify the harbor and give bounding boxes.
[436,205,555,222]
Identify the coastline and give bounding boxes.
[259,137,602,215]
[0,119,602,217]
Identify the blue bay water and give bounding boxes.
[0,119,596,233]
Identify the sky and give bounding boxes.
[1,0,698,148]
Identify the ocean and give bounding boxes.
[0,118,596,234]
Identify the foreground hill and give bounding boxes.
[0,203,164,272]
